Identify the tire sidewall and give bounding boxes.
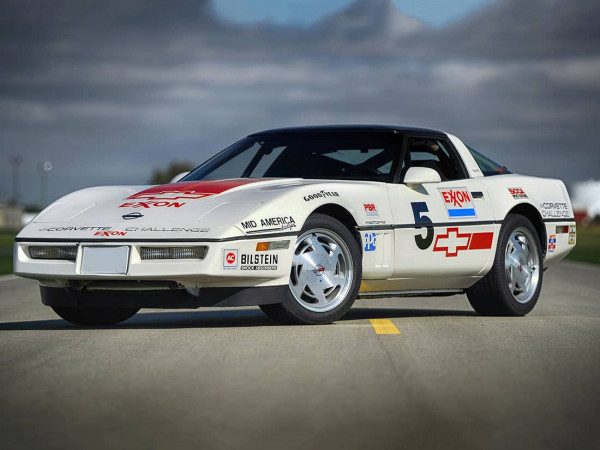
[282,213,362,324]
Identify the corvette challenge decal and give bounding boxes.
[438,188,476,218]
[120,179,260,209]
[539,202,570,219]
[432,228,494,257]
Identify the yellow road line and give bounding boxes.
[369,318,401,335]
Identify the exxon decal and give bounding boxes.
[438,188,476,219]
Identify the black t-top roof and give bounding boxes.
[249,124,446,137]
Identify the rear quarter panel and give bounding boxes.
[480,174,576,266]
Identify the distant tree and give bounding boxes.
[149,161,194,185]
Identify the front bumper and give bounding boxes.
[14,234,296,288]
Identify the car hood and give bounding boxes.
[21,178,303,240]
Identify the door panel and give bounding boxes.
[387,180,497,282]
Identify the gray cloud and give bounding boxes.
[0,0,599,205]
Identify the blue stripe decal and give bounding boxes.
[448,208,476,217]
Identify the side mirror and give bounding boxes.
[170,172,189,183]
[403,167,441,186]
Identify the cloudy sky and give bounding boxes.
[1,0,599,206]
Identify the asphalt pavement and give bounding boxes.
[0,261,598,449]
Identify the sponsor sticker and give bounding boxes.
[223,249,239,269]
[508,187,528,199]
[433,227,493,257]
[303,190,340,202]
[223,250,278,270]
[239,253,279,271]
[568,226,576,245]
[364,233,377,252]
[547,235,557,252]
[121,179,259,209]
[363,203,379,217]
[539,202,570,219]
[39,226,111,232]
[241,216,296,232]
[93,230,127,237]
[438,188,477,219]
[124,227,209,233]
[119,201,185,209]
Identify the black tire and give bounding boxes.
[52,306,139,326]
[260,213,362,325]
[466,213,543,316]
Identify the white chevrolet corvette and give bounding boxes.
[15,126,576,326]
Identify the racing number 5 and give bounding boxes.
[411,202,434,250]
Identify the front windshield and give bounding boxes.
[183,133,400,183]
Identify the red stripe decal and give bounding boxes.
[468,232,494,250]
[126,179,262,201]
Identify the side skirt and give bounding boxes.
[357,289,464,300]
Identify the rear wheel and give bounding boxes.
[260,213,361,324]
[52,306,139,326]
[467,214,543,316]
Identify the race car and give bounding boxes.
[14,125,576,326]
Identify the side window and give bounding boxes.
[466,145,511,176]
[401,138,466,182]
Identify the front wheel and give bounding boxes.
[52,306,139,326]
[467,214,543,316]
[260,213,361,324]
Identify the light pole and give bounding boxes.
[8,156,23,206]
[39,161,52,208]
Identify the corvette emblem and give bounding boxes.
[122,212,144,220]
[313,265,326,276]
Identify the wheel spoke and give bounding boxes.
[330,244,343,264]
[312,286,328,305]
[290,279,306,299]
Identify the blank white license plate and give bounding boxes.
[81,246,130,275]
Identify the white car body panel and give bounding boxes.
[14,132,576,302]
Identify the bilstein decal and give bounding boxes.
[240,253,278,271]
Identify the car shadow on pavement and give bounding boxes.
[0,307,476,331]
